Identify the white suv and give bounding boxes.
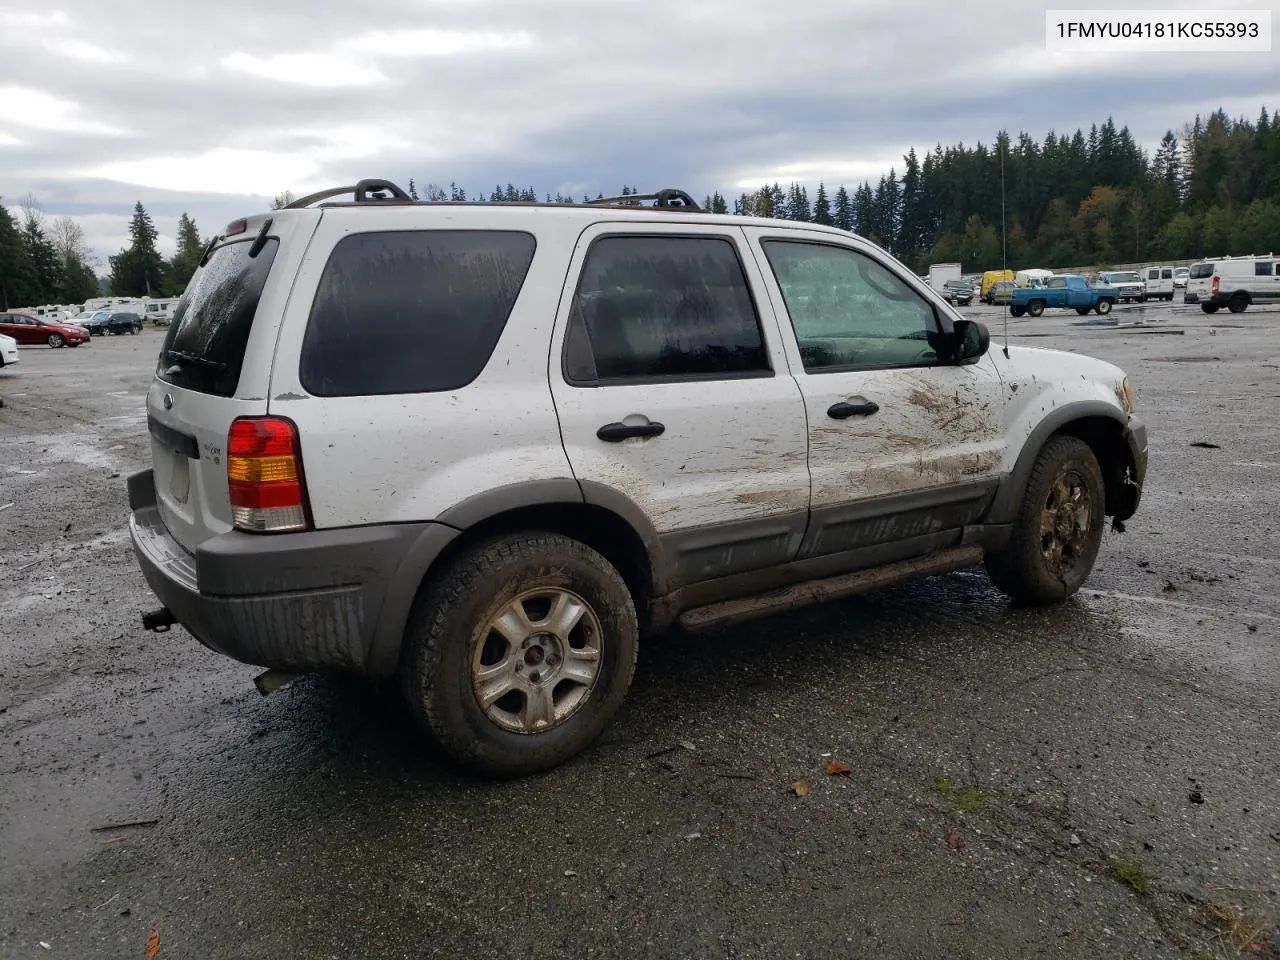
[128,180,1147,777]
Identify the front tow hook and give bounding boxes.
[141,608,176,632]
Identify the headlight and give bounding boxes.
[1120,378,1136,415]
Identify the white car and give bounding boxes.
[0,332,18,368]
[1185,255,1280,314]
[126,179,1148,777]
[1173,267,1190,289]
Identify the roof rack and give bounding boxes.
[586,189,702,211]
[284,179,413,209]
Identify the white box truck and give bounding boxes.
[928,263,962,290]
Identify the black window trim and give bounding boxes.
[757,236,956,377]
[298,228,538,398]
[1255,261,1274,277]
[560,230,775,389]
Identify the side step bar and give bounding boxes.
[677,546,984,633]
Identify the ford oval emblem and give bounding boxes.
[163,392,173,410]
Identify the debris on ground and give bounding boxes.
[824,760,851,776]
[1163,581,1178,593]
[790,780,811,797]
[1189,441,1221,449]
[146,929,160,958]
[1188,786,1205,804]
[945,828,965,850]
[91,818,160,833]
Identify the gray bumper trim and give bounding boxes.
[127,469,456,677]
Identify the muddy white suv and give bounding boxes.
[128,180,1147,777]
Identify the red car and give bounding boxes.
[0,312,90,348]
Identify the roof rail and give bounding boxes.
[586,189,702,211]
[284,179,413,209]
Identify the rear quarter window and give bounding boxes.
[299,230,536,397]
[158,237,280,397]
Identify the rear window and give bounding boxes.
[1189,263,1214,279]
[299,230,536,397]
[158,237,279,397]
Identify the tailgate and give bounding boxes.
[146,210,320,554]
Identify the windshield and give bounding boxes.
[1107,272,1140,283]
[157,236,279,397]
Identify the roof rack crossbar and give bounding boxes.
[586,189,702,211]
[284,179,413,209]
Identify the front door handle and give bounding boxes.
[597,420,666,442]
[827,400,879,419]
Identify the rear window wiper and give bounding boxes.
[165,349,226,371]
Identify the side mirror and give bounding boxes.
[949,318,989,362]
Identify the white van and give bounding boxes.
[1140,265,1176,301]
[141,299,180,325]
[1184,255,1280,314]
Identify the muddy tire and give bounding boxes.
[1095,299,1113,315]
[47,333,64,348]
[1228,293,1248,314]
[985,436,1106,605]
[1027,299,1045,318]
[400,531,638,778]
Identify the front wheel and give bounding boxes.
[1027,299,1045,317]
[1201,303,1219,314]
[47,333,64,348]
[1095,299,1113,315]
[985,435,1106,604]
[1009,305,1026,318]
[400,532,639,778]
[1228,293,1248,314]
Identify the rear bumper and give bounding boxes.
[127,469,458,677]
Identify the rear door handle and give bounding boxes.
[827,401,879,419]
[597,421,666,442]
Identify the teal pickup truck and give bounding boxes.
[1010,274,1117,317]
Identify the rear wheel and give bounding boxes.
[985,436,1106,604]
[1201,303,1219,314]
[1027,299,1045,318]
[401,532,639,778]
[1228,293,1249,314]
[47,333,64,348]
[1095,299,1113,315]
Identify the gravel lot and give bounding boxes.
[2,303,1278,959]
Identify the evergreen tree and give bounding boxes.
[20,209,64,304]
[833,185,853,231]
[812,183,832,225]
[165,213,204,296]
[0,200,39,308]
[107,202,165,297]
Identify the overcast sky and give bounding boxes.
[1,0,1276,270]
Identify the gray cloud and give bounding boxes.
[1,0,1275,265]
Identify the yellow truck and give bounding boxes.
[981,269,1015,301]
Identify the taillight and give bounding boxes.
[227,417,311,533]
[1211,275,1220,296]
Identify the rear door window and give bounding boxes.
[1189,263,1214,279]
[562,235,769,383]
[158,237,280,397]
[299,230,536,397]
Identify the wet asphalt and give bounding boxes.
[1,303,1278,959]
